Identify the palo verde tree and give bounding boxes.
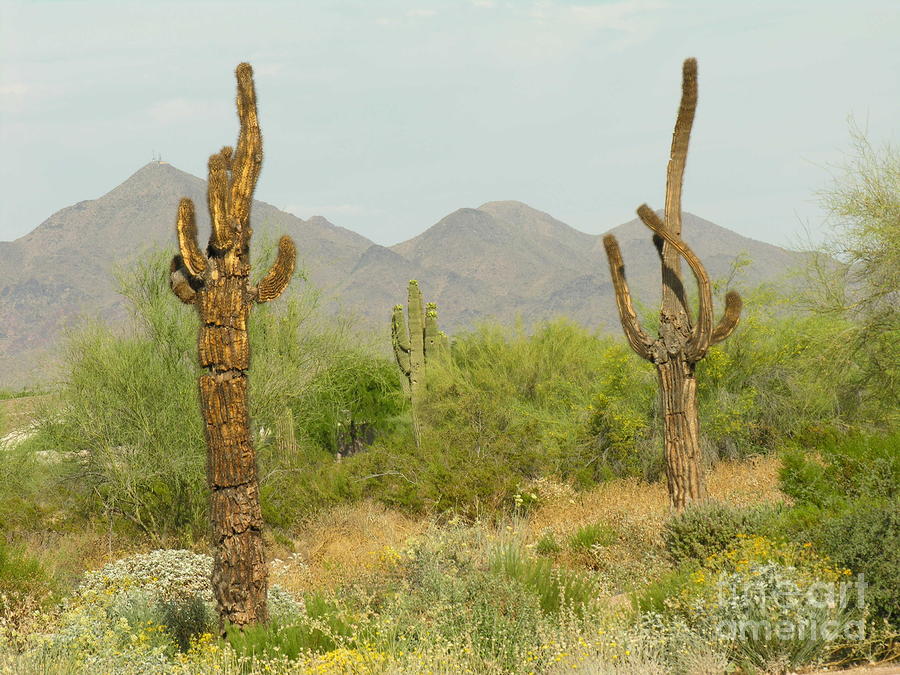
[391,280,448,445]
[602,58,742,510]
[170,63,296,626]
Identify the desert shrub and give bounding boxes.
[811,499,900,627]
[568,522,617,551]
[780,431,900,508]
[772,431,900,638]
[157,595,215,653]
[225,593,354,658]
[663,501,769,565]
[535,532,561,556]
[80,549,302,619]
[0,540,54,622]
[0,444,60,536]
[657,536,861,673]
[695,285,858,458]
[293,350,404,454]
[806,128,900,426]
[631,565,697,615]
[489,543,595,615]
[24,250,400,535]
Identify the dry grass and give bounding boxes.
[271,500,427,594]
[273,456,786,596]
[523,455,786,592]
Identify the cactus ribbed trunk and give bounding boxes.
[407,282,425,443]
[601,58,742,510]
[197,258,267,626]
[391,281,448,447]
[170,63,297,626]
[658,358,705,509]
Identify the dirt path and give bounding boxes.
[808,665,900,674]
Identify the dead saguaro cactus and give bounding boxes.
[391,281,447,444]
[170,63,296,626]
[602,58,743,510]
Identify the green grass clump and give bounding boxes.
[535,532,561,555]
[226,591,355,659]
[489,544,595,615]
[0,540,49,601]
[568,522,617,551]
[630,565,696,615]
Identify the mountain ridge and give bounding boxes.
[0,162,805,388]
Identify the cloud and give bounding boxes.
[407,8,438,17]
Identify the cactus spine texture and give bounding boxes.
[602,58,742,511]
[169,63,296,627]
[391,281,445,445]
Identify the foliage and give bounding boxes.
[568,522,617,551]
[663,501,770,565]
[23,249,401,537]
[814,499,900,627]
[779,431,900,508]
[651,536,861,673]
[0,541,50,607]
[157,596,215,653]
[807,127,900,425]
[489,543,596,615]
[535,532,561,556]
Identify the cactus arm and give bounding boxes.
[664,58,697,238]
[170,254,197,304]
[229,62,263,245]
[710,290,743,344]
[391,304,411,376]
[176,198,208,277]
[424,302,441,357]
[637,204,713,360]
[602,234,655,362]
[208,146,233,251]
[255,235,296,303]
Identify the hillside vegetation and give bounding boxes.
[0,134,897,673]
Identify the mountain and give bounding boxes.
[0,162,374,386]
[336,202,802,332]
[0,163,805,388]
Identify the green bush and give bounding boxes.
[774,432,900,630]
[24,250,401,535]
[157,596,215,653]
[814,499,900,627]
[0,540,48,600]
[780,431,900,508]
[489,544,595,615]
[663,501,767,565]
[568,522,617,550]
[535,532,561,556]
[226,592,354,658]
[630,565,696,614]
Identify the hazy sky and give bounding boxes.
[1,0,897,248]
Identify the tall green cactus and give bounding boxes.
[391,281,446,444]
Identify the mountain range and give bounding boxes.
[0,162,802,388]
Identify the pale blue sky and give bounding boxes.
[1,0,897,247]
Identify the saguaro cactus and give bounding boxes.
[391,281,446,444]
[170,63,296,626]
[602,58,742,510]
